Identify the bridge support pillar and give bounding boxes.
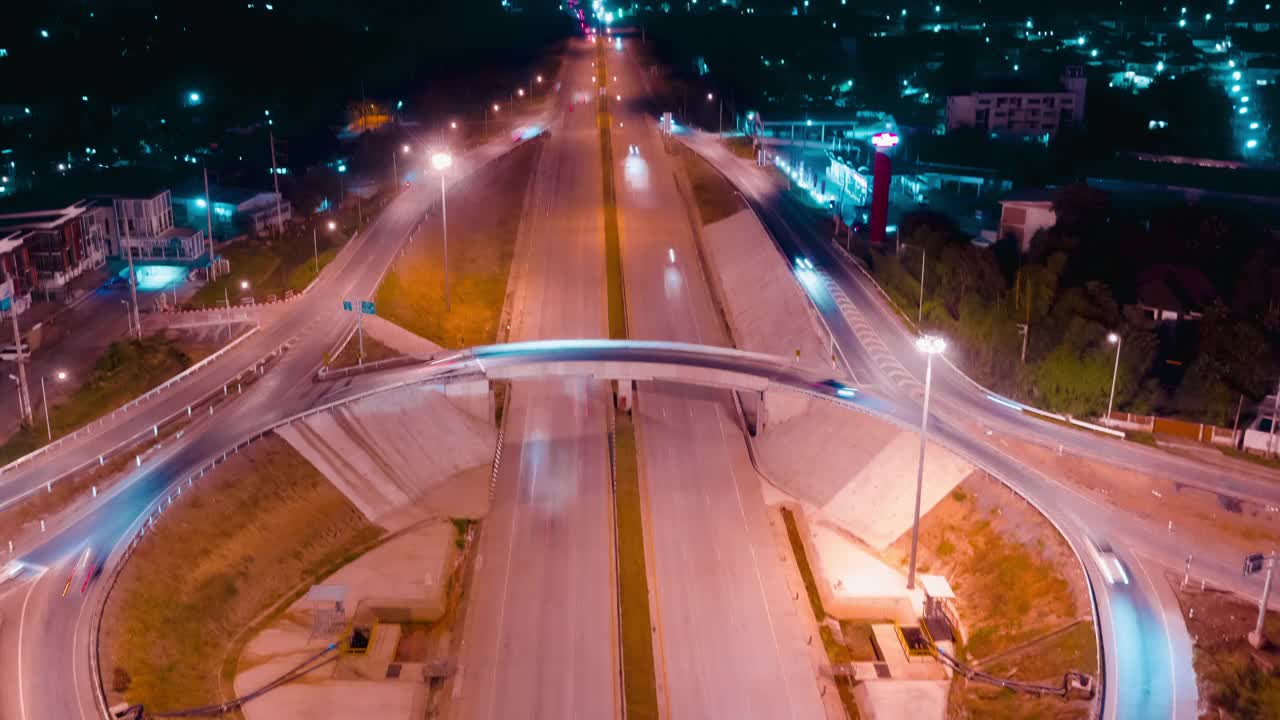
[615,379,634,414]
[738,390,767,437]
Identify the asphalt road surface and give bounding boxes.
[0,90,554,720]
[609,38,826,719]
[452,38,621,720]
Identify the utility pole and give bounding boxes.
[203,167,216,281]
[223,286,232,342]
[392,151,398,189]
[3,266,32,426]
[122,215,142,340]
[269,129,284,239]
[1269,379,1280,458]
[917,246,926,325]
[312,227,319,275]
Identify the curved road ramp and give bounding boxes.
[275,383,496,529]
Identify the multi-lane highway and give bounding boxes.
[451,39,620,720]
[609,40,827,718]
[4,25,1279,720]
[0,90,554,720]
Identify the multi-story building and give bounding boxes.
[945,67,1087,138]
[0,201,109,300]
[172,181,292,241]
[0,230,37,316]
[107,190,206,261]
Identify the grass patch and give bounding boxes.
[675,144,746,225]
[821,625,852,664]
[598,47,627,340]
[0,336,208,466]
[614,413,658,718]
[190,219,356,308]
[100,435,383,712]
[780,506,825,621]
[1220,446,1280,471]
[328,333,400,370]
[375,140,540,348]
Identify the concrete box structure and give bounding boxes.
[997,189,1057,252]
[109,190,207,261]
[0,230,36,315]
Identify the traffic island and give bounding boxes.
[1168,570,1280,717]
[99,435,383,713]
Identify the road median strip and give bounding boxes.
[597,46,627,340]
[612,411,659,718]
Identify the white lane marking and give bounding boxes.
[16,567,45,720]
[712,400,803,719]
[483,392,534,720]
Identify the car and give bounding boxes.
[628,144,639,155]
[1085,537,1129,585]
[0,341,30,362]
[793,256,815,271]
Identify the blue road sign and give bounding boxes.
[342,300,353,312]
[360,301,375,315]
[0,296,10,312]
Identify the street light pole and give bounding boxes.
[908,335,946,591]
[1106,333,1123,421]
[40,375,51,442]
[312,227,319,275]
[432,152,454,311]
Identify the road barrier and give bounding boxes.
[0,325,262,482]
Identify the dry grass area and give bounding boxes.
[329,333,400,369]
[1001,437,1280,557]
[674,143,746,226]
[375,139,541,349]
[1170,575,1280,719]
[884,470,1096,720]
[100,435,383,713]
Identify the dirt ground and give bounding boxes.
[329,333,400,369]
[375,138,541,349]
[1168,572,1280,719]
[884,470,1096,719]
[100,434,383,713]
[998,436,1280,557]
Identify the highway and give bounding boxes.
[608,38,827,718]
[0,85,554,720]
[671,123,1222,719]
[452,38,620,720]
[0,26,1275,720]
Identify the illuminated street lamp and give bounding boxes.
[431,151,454,310]
[40,370,67,442]
[485,103,500,134]
[240,280,249,291]
[1106,332,1123,420]
[907,335,946,591]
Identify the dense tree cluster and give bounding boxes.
[873,185,1280,423]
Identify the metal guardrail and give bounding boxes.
[0,325,262,481]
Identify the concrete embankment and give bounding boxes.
[691,181,971,549]
[276,384,495,530]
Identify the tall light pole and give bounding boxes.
[907,334,946,591]
[1106,332,1122,421]
[432,151,454,310]
[901,243,926,325]
[485,103,499,135]
[40,370,66,442]
[3,265,32,426]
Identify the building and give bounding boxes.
[0,230,36,316]
[0,201,109,300]
[996,189,1058,252]
[1134,265,1215,323]
[107,190,206,261]
[945,66,1087,138]
[171,181,292,241]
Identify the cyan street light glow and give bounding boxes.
[1246,139,1259,149]
[189,92,202,103]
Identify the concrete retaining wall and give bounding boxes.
[277,386,495,529]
